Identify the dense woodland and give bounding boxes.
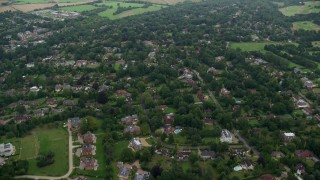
[0,0,320,179]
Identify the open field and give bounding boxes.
[98,1,165,19]
[139,0,183,5]
[272,1,284,7]
[279,1,320,16]
[229,42,298,52]
[292,21,320,31]
[61,4,98,12]
[5,126,69,176]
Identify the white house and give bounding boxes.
[130,138,142,151]
[30,86,40,93]
[0,143,15,157]
[283,132,295,142]
[220,129,233,143]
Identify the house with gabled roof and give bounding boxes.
[124,125,141,135]
[81,144,96,156]
[68,117,80,130]
[200,150,216,160]
[79,157,98,170]
[78,131,96,144]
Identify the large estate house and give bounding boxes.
[0,143,15,157]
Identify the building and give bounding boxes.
[30,86,40,93]
[207,67,219,75]
[295,150,313,159]
[68,117,80,130]
[296,164,305,176]
[296,99,309,108]
[79,157,98,170]
[164,113,174,125]
[0,143,15,157]
[121,115,138,125]
[130,138,142,151]
[124,125,141,135]
[81,144,96,156]
[259,174,275,180]
[117,162,132,179]
[220,129,233,143]
[220,88,230,96]
[134,172,150,180]
[177,151,191,160]
[283,132,295,142]
[200,150,216,160]
[78,131,96,144]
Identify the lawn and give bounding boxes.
[312,41,320,47]
[24,126,69,176]
[272,1,284,7]
[116,5,165,19]
[61,4,99,12]
[292,21,320,31]
[114,140,129,160]
[279,1,320,16]
[164,107,176,113]
[229,42,297,52]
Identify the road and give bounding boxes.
[233,130,260,157]
[192,70,222,110]
[15,126,74,180]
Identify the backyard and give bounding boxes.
[5,125,69,176]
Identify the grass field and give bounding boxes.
[114,140,129,160]
[229,42,297,52]
[272,1,285,7]
[279,1,320,16]
[292,21,320,31]
[61,4,99,12]
[97,1,166,19]
[313,41,320,47]
[5,126,69,176]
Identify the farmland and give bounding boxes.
[292,21,320,31]
[14,0,88,4]
[229,42,297,52]
[4,126,69,176]
[279,1,320,16]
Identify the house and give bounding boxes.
[220,129,233,143]
[130,138,142,151]
[259,174,275,180]
[196,91,206,102]
[295,150,313,159]
[26,63,35,68]
[115,90,129,96]
[81,144,96,156]
[47,98,58,107]
[68,117,80,130]
[283,132,295,142]
[200,150,216,160]
[159,105,168,111]
[182,68,193,79]
[117,162,132,179]
[0,143,15,156]
[203,118,214,126]
[124,125,141,135]
[215,56,225,62]
[78,131,96,144]
[55,84,63,92]
[164,125,174,134]
[230,149,248,158]
[207,67,219,75]
[79,157,98,170]
[296,99,309,108]
[155,149,170,157]
[76,176,89,180]
[34,108,49,117]
[63,100,78,106]
[220,88,230,96]
[75,60,87,67]
[134,172,150,180]
[121,115,138,125]
[164,113,174,125]
[241,160,254,170]
[295,164,305,176]
[293,68,302,74]
[271,151,284,158]
[14,115,32,124]
[303,107,313,115]
[177,151,191,160]
[30,86,40,93]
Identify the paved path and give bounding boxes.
[15,127,74,180]
[192,70,222,110]
[233,130,260,157]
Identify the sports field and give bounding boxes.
[279,1,320,16]
[292,21,320,31]
[6,126,69,176]
[229,42,297,52]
